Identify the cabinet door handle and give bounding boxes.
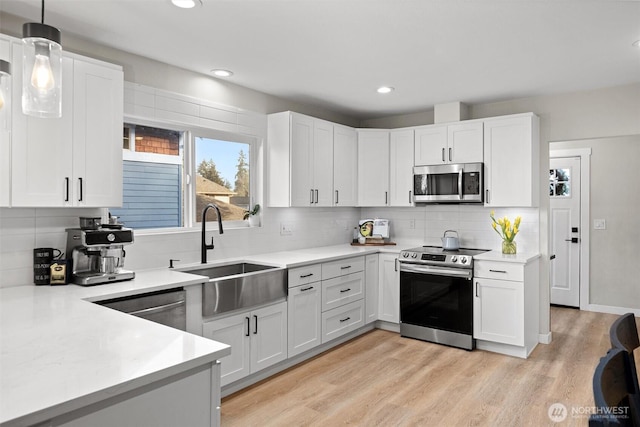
[339,316,351,323]
[310,189,314,204]
[449,147,452,162]
[245,317,250,337]
[475,282,479,297]
[486,189,490,204]
[340,265,351,270]
[78,178,83,202]
[489,269,508,273]
[394,258,398,272]
[385,191,388,205]
[442,148,445,162]
[335,190,339,205]
[315,189,319,204]
[64,177,69,202]
[409,190,412,204]
[253,314,258,334]
[340,288,351,293]
[300,273,314,278]
[300,286,314,292]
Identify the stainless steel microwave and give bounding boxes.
[413,163,484,203]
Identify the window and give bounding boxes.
[549,168,571,197]
[113,123,257,230]
[194,136,251,223]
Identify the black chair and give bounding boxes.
[610,313,640,395]
[590,348,640,426]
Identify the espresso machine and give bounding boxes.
[66,227,135,285]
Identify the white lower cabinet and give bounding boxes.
[378,253,400,324]
[364,254,379,323]
[473,256,540,358]
[202,302,287,386]
[322,300,364,343]
[287,270,322,357]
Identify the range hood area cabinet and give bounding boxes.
[0,34,123,208]
[357,129,414,207]
[414,121,483,166]
[267,111,358,207]
[483,113,540,207]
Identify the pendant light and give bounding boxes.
[22,0,62,118]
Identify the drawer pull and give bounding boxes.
[339,316,351,323]
[300,273,314,278]
[340,265,352,270]
[300,286,314,291]
[339,288,351,293]
[489,269,508,273]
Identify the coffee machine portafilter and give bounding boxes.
[65,227,135,286]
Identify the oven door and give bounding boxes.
[399,263,474,346]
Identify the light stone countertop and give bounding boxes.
[473,249,542,264]
[1,242,524,426]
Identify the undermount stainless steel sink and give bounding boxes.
[181,262,287,317]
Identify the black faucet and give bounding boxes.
[201,203,224,264]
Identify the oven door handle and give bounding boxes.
[400,263,472,278]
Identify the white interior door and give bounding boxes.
[549,157,581,307]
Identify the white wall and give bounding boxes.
[551,135,640,310]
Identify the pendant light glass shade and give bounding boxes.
[22,21,62,118]
[0,60,11,130]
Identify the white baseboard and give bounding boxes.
[538,332,552,344]
[586,304,640,317]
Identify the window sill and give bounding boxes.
[132,222,258,237]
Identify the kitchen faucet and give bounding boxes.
[201,203,224,264]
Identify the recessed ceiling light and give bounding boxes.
[171,0,201,9]
[377,86,394,94]
[211,69,233,77]
[633,40,640,48]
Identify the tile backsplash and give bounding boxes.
[0,205,539,288]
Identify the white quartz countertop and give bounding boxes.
[473,250,541,264]
[0,270,231,427]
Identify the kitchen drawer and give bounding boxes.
[321,300,364,344]
[288,264,322,288]
[321,271,364,312]
[321,256,365,280]
[474,260,524,282]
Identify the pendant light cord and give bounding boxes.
[41,0,45,24]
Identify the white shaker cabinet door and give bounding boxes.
[72,59,123,207]
[287,283,322,357]
[357,130,389,206]
[11,52,74,207]
[378,253,400,324]
[473,277,524,346]
[389,129,414,207]
[364,254,379,324]
[250,302,288,373]
[203,312,251,387]
[333,124,357,206]
[289,112,314,206]
[312,119,334,207]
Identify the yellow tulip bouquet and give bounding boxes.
[490,211,521,254]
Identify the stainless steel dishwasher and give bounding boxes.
[97,288,187,331]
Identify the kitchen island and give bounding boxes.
[0,270,230,427]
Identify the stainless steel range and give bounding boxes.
[399,245,489,350]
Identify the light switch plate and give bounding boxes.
[594,219,606,230]
[280,222,292,235]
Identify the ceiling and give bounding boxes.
[2,0,639,120]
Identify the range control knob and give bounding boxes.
[460,256,468,264]
[402,252,409,258]
[451,256,458,263]
[107,233,116,242]
[411,253,418,258]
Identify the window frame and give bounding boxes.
[122,117,261,234]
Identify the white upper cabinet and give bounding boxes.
[267,111,340,207]
[333,124,357,206]
[414,121,483,165]
[483,113,540,207]
[357,129,389,206]
[389,129,414,207]
[8,36,123,208]
[0,35,13,206]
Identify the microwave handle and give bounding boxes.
[458,169,463,200]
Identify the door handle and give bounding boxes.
[550,254,556,260]
[442,148,445,162]
[78,177,83,202]
[315,189,318,204]
[310,189,314,204]
[449,147,452,162]
[64,177,69,202]
[564,238,580,243]
[335,190,339,205]
[409,190,412,204]
[245,317,250,337]
[253,314,258,334]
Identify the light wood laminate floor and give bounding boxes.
[221,307,639,426]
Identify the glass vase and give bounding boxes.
[502,240,517,255]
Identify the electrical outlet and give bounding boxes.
[594,219,606,230]
[280,222,293,236]
[409,219,415,229]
